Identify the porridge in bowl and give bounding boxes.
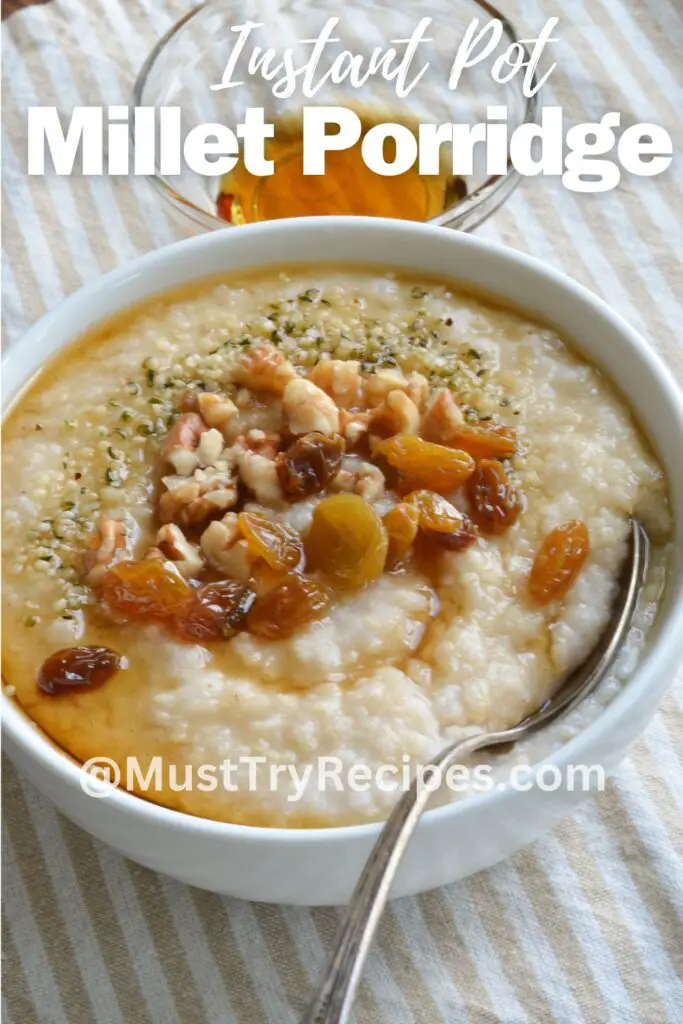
[1,269,671,826]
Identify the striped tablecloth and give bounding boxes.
[2,1,682,1021]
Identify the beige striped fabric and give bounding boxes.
[2,1,682,1021]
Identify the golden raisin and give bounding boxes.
[173,580,256,642]
[247,574,330,639]
[37,646,125,695]
[439,423,516,460]
[529,521,590,604]
[276,432,345,497]
[239,512,304,572]
[101,559,192,619]
[376,435,475,494]
[406,490,478,552]
[383,503,420,569]
[305,493,388,588]
[467,460,522,535]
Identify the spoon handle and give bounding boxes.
[303,521,646,1024]
[301,731,494,1024]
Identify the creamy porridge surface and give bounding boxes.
[2,268,671,826]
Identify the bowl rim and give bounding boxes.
[3,215,683,844]
[131,0,539,233]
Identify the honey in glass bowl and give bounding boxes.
[134,0,536,233]
[215,108,467,224]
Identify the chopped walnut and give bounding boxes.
[339,409,371,446]
[237,445,285,506]
[200,514,255,582]
[178,390,200,413]
[370,390,420,438]
[159,465,239,527]
[308,358,363,409]
[332,457,385,502]
[163,412,228,476]
[162,412,205,461]
[233,344,296,394]
[168,427,230,477]
[235,388,253,410]
[168,447,201,476]
[355,466,386,502]
[83,517,130,586]
[197,392,238,430]
[365,368,430,410]
[364,368,409,408]
[405,372,430,409]
[195,428,225,468]
[141,545,166,561]
[420,388,465,445]
[239,429,281,461]
[283,378,340,436]
[201,512,239,551]
[156,524,204,577]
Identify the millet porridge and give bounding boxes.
[1,268,671,826]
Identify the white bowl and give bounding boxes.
[3,218,683,905]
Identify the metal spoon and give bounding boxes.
[303,518,648,1024]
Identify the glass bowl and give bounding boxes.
[133,0,538,233]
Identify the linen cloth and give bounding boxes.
[2,1,682,1021]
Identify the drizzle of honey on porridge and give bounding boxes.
[216,109,467,224]
[2,585,437,828]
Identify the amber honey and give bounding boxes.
[216,109,467,224]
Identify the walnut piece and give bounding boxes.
[233,344,296,395]
[283,378,340,436]
[420,388,465,445]
[237,446,285,506]
[197,392,238,430]
[339,410,371,445]
[370,390,420,438]
[308,358,363,409]
[200,514,256,582]
[162,412,205,461]
[156,524,204,577]
[159,465,239,527]
[83,517,129,586]
[365,368,429,410]
[332,457,385,502]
